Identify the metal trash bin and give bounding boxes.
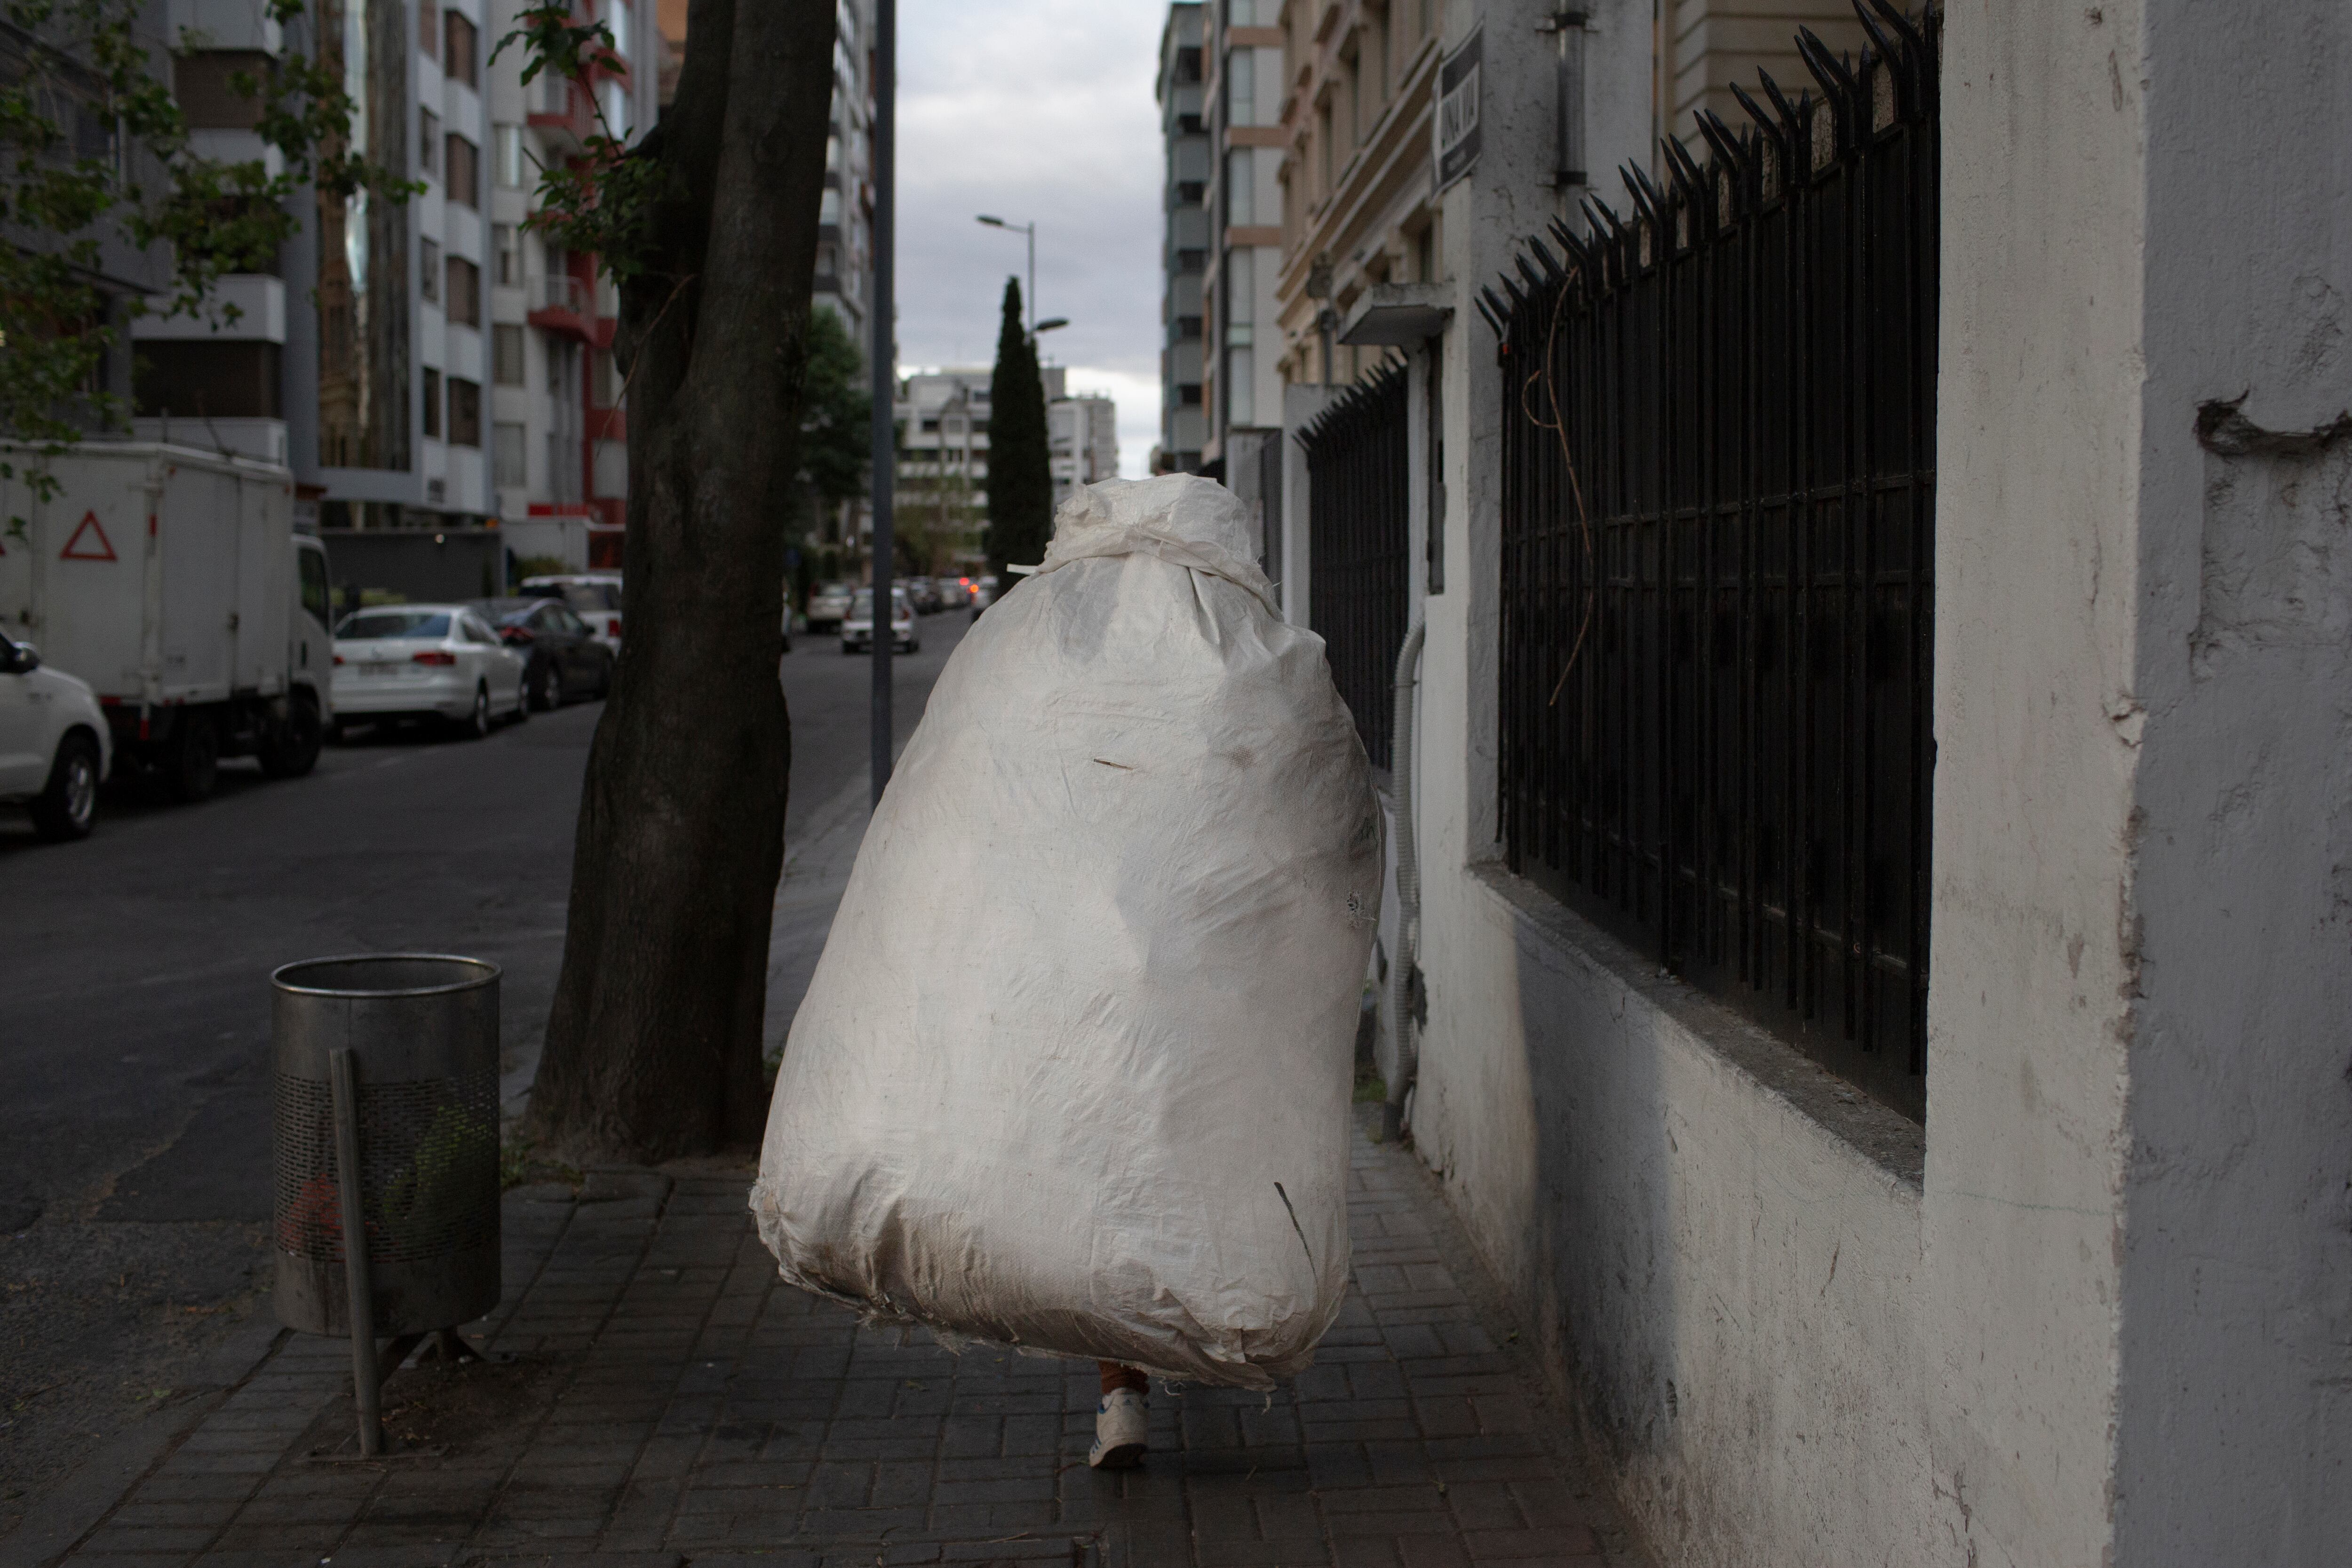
[271,955,502,1451]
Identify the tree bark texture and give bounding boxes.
[527,0,837,1162]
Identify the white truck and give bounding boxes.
[0,442,334,802]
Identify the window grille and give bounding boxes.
[1299,359,1410,770]
[1480,5,1939,1119]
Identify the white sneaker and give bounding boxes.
[1089,1386,1148,1470]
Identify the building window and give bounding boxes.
[420,108,440,177]
[1226,47,1253,127]
[173,52,268,131]
[446,134,479,208]
[493,324,525,386]
[448,377,482,446]
[446,255,480,326]
[1415,222,1436,283]
[1226,148,1254,226]
[420,0,439,58]
[420,238,441,302]
[493,223,519,286]
[422,368,442,438]
[445,10,477,87]
[1226,346,1255,426]
[495,124,527,187]
[493,421,527,487]
[591,348,617,408]
[819,186,842,224]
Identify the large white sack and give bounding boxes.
[751,473,1382,1388]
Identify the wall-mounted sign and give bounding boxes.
[1435,26,1483,194]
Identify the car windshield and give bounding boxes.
[817,582,850,597]
[849,590,907,616]
[337,611,451,639]
[560,583,617,613]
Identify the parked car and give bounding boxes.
[936,577,971,610]
[520,574,623,652]
[842,587,917,654]
[0,629,110,841]
[469,598,618,710]
[905,576,941,614]
[807,581,855,632]
[331,605,529,738]
[0,442,330,803]
[969,574,1001,617]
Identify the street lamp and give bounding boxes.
[1033,318,1069,334]
[976,214,1036,334]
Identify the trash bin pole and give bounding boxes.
[328,1046,383,1457]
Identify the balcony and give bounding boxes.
[527,273,609,344]
[528,74,595,156]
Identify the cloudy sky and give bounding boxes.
[896,0,1170,477]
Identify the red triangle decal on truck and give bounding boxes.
[61,511,118,561]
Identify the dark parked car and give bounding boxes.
[469,597,616,710]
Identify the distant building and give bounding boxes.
[1047,390,1118,512]
[1200,0,1283,476]
[893,368,991,575]
[1154,4,1206,473]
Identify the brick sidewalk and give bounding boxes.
[44,1117,1649,1568]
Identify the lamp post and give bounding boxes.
[975,215,1036,332]
[869,0,897,806]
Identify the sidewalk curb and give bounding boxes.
[0,1315,290,1568]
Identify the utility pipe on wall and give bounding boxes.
[1382,619,1426,1144]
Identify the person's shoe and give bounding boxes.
[1089,1386,1148,1470]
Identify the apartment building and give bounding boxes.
[484,0,662,572]
[1266,0,1866,397]
[1153,3,1207,472]
[1047,391,1119,511]
[894,368,990,575]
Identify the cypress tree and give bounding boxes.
[984,278,1054,583]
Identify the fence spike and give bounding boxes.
[1548,216,1593,273]
[1756,69,1806,143]
[1515,254,1549,294]
[1501,272,1527,306]
[1662,134,1708,200]
[1695,109,1746,175]
[1796,27,1860,116]
[1472,294,1502,336]
[1867,0,1934,83]
[1728,81,1787,159]
[1620,165,1664,233]
[1849,1,1911,119]
[1527,235,1565,282]
[1480,285,1512,326]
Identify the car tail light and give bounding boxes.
[332,654,345,665]
[609,618,621,637]
[501,627,533,644]
[412,649,458,666]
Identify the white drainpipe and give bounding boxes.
[1382,619,1426,1144]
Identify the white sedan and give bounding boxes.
[330,605,528,739]
[841,587,917,654]
[0,630,110,841]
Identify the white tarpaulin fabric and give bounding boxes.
[751,474,1383,1387]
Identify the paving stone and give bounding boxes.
[50,1121,1640,1568]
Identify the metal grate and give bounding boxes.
[1479,3,1938,1120]
[1300,360,1411,770]
[273,1068,500,1264]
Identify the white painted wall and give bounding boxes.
[1932,3,2352,1563]
[1409,4,1939,1565]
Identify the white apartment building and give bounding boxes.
[485,0,662,573]
[1047,391,1118,512]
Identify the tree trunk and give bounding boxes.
[526,0,838,1162]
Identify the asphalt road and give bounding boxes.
[0,606,971,1530]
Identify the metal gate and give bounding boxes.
[1481,5,1938,1118]
[1299,361,1410,771]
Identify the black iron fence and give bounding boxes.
[1301,360,1410,771]
[1482,3,1938,1120]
